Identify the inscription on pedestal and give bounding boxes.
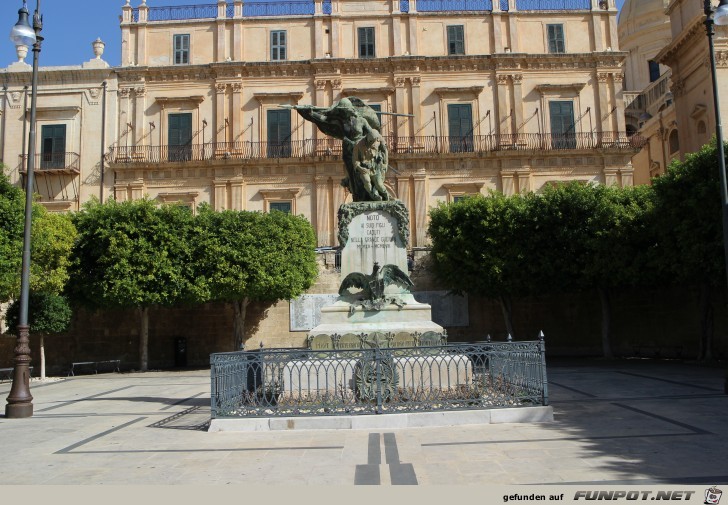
[342,211,407,280]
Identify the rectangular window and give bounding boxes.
[648,60,660,82]
[168,113,193,161]
[269,201,292,214]
[358,27,375,58]
[549,101,576,149]
[41,124,66,169]
[271,30,287,61]
[547,24,565,54]
[368,103,383,128]
[174,34,190,65]
[267,109,292,158]
[447,25,465,56]
[448,103,473,153]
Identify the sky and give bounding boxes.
[0,0,627,69]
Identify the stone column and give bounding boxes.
[136,4,148,66]
[512,74,523,137]
[216,1,227,62]
[114,184,128,202]
[134,87,147,147]
[597,72,610,133]
[501,170,515,196]
[496,74,510,135]
[392,14,403,56]
[315,176,332,246]
[232,83,243,143]
[314,17,324,58]
[603,168,619,187]
[394,77,407,137]
[314,80,328,142]
[408,12,419,55]
[620,163,634,187]
[515,168,531,193]
[591,7,604,52]
[215,83,227,143]
[130,181,145,200]
[492,13,503,53]
[233,1,243,60]
[230,180,245,210]
[214,180,228,211]
[119,87,131,148]
[331,14,340,58]
[612,73,626,133]
[412,171,427,247]
[332,79,342,103]
[410,77,421,137]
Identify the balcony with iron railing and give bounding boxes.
[129,0,598,21]
[19,152,81,174]
[109,132,644,165]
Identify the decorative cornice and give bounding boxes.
[253,91,304,104]
[434,86,484,97]
[341,86,395,97]
[655,16,705,65]
[156,95,205,106]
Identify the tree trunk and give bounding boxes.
[698,281,714,361]
[40,333,46,380]
[499,295,515,339]
[232,298,249,351]
[139,306,149,371]
[598,287,613,358]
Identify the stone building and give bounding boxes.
[1,0,636,248]
[621,0,728,184]
[0,39,114,211]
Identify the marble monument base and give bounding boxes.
[307,294,445,337]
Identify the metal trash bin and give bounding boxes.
[174,337,187,368]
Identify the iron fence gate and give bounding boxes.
[210,337,548,418]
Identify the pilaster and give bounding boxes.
[214,180,228,211]
[230,180,245,210]
[215,83,227,143]
[315,176,332,246]
[412,171,427,247]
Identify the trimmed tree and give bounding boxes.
[5,292,72,379]
[528,182,656,357]
[429,192,532,336]
[652,140,726,360]
[68,199,200,371]
[193,206,318,350]
[0,168,24,304]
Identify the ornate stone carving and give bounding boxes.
[337,200,409,247]
[89,87,102,100]
[597,72,611,83]
[497,74,509,85]
[411,76,421,87]
[232,82,242,91]
[315,79,328,90]
[395,76,407,88]
[512,74,523,84]
[119,87,131,98]
[134,86,146,97]
[216,83,227,93]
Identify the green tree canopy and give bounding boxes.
[0,169,24,303]
[68,199,200,370]
[194,206,318,350]
[5,292,72,336]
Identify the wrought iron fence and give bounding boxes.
[418,0,493,11]
[20,152,81,172]
[110,132,644,165]
[210,337,548,418]
[515,0,591,10]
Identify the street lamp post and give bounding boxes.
[5,0,42,419]
[705,0,728,292]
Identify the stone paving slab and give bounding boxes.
[0,360,725,485]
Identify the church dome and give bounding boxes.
[618,0,670,31]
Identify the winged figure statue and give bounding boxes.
[339,262,414,313]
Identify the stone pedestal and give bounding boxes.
[307,200,444,339]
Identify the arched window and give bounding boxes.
[669,129,680,154]
[697,120,707,135]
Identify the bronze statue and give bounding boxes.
[285,97,408,202]
[339,262,414,313]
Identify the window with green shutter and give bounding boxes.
[168,113,193,161]
[41,124,66,169]
[447,25,465,56]
[547,24,565,54]
[549,101,576,149]
[174,34,190,65]
[267,109,292,158]
[358,27,375,58]
[448,103,474,153]
[271,30,287,61]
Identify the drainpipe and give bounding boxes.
[100,81,107,202]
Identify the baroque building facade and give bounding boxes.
[621,0,728,184]
[1,0,636,249]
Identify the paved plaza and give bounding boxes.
[0,359,726,485]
